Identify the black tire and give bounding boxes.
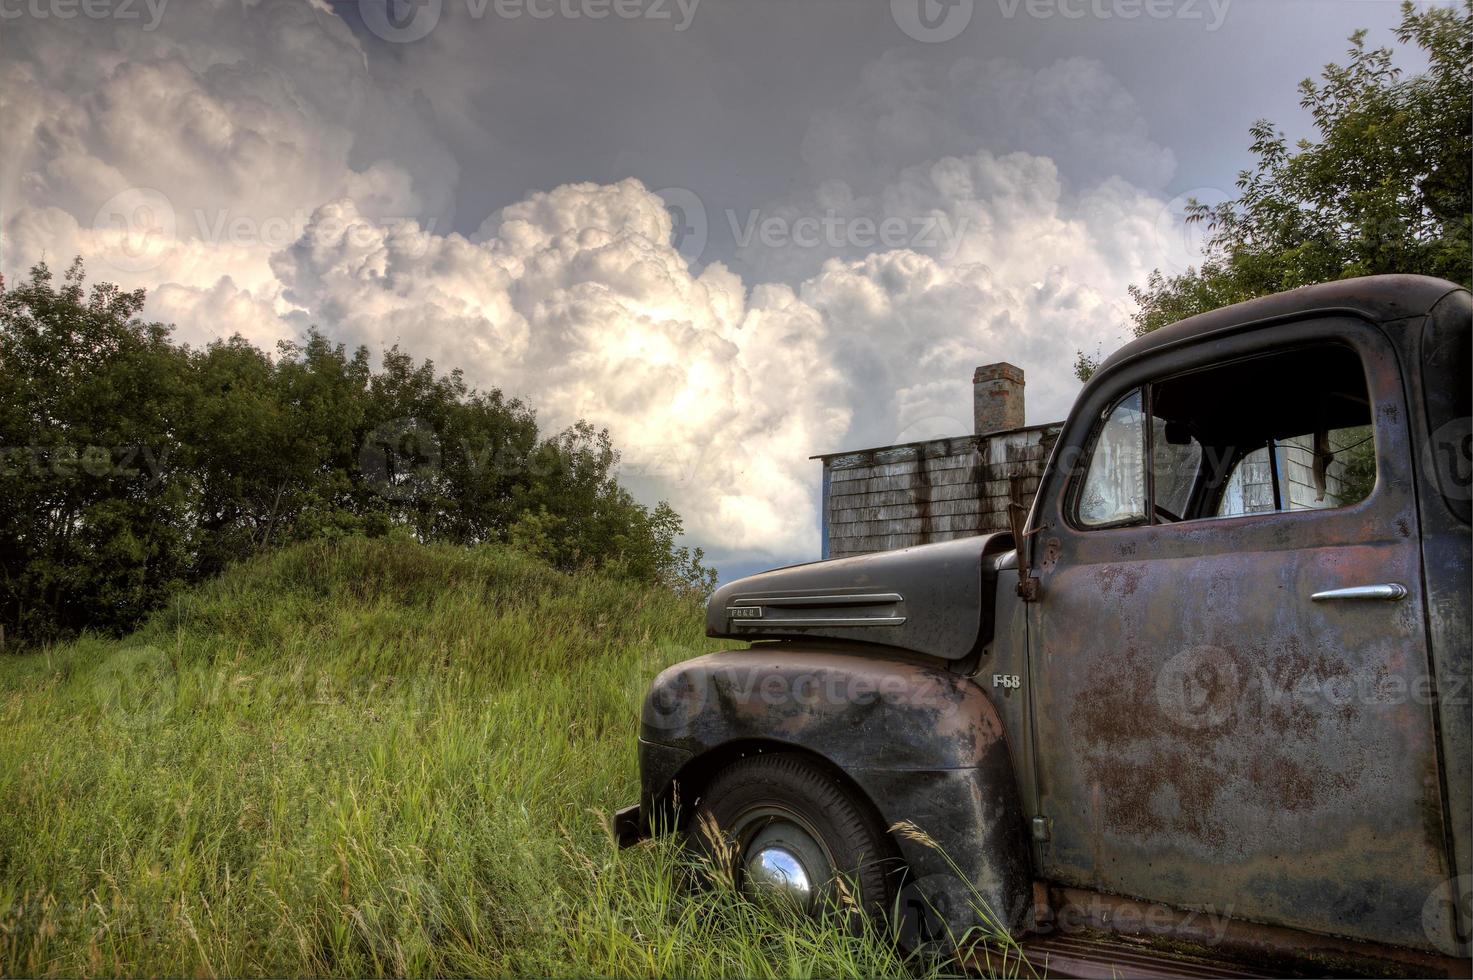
[687,752,899,922]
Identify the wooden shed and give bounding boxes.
[816,363,1063,559]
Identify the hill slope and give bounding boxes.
[0,537,940,978]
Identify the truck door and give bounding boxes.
[1028,315,1458,952]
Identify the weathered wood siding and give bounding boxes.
[1222,432,1356,515]
[821,424,1062,558]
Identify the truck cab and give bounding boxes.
[620,275,1471,976]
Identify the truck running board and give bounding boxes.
[1004,933,1283,979]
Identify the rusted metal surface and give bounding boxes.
[704,532,1011,662]
[997,933,1278,979]
[637,645,1033,935]
[1401,287,1473,948]
[1035,886,1472,978]
[1027,303,1464,953]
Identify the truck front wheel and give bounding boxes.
[688,752,897,922]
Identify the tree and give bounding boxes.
[1079,0,1471,380]
[0,260,715,644]
[0,260,197,638]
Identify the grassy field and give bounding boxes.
[0,536,965,978]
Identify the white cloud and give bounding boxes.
[270,185,850,560]
[0,0,456,339]
[3,7,1195,565]
[267,161,1179,559]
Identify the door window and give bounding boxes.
[1074,343,1376,527]
[1077,389,1147,527]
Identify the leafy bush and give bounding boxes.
[0,259,714,643]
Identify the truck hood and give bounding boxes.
[705,533,1013,662]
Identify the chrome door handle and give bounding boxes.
[1311,583,1408,602]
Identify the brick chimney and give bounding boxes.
[973,362,1025,435]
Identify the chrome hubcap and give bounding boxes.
[745,845,814,909]
[735,810,832,914]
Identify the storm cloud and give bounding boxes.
[0,0,1421,569]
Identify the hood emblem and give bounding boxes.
[725,593,906,629]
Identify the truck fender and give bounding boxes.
[637,647,1033,937]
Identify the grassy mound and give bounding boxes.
[0,537,950,977]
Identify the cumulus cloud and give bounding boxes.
[0,0,456,344]
[265,167,1176,559]
[3,4,1194,564]
[268,183,850,559]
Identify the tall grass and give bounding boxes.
[0,536,966,978]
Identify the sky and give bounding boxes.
[0,0,1430,580]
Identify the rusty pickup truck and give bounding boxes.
[618,274,1472,977]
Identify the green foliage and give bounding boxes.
[1077,1,1471,380]
[0,538,957,978]
[1,259,714,643]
